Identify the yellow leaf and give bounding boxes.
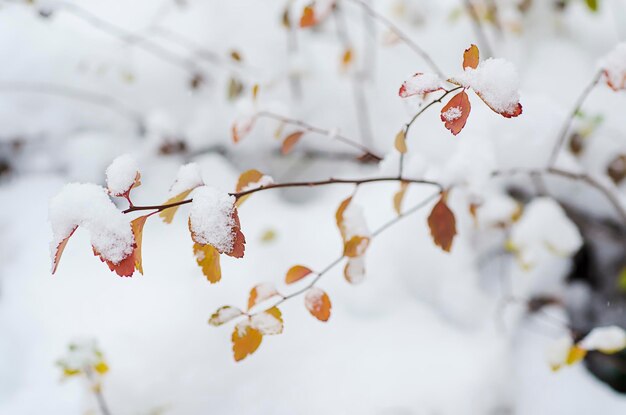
[235,169,264,207]
[193,243,221,283]
[62,368,81,377]
[251,306,284,335]
[335,196,353,240]
[131,215,149,274]
[159,189,193,224]
[566,346,587,366]
[393,181,409,215]
[94,361,109,375]
[232,321,263,362]
[343,235,370,258]
[341,48,353,69]
[247,283,279,310]
[394,129,407,154]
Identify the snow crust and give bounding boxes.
[188,186,236,252]
[455,58,521,115]
[49,183,134,265]
[169,163,203,195]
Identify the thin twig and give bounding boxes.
[251,190,442,314]
[122,176,442,213]
[84,369,112,415]
[344,0,445,78]
[0,82,145,134]
[256,111,383,161]
[463,0,494,58]
[547,70,602,167]
[398,86,464,176]
[334,4,374,149]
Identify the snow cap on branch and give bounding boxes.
[189,186,241,255]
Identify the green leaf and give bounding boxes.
[585,0,598,12]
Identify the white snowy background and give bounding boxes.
[0,0,625,414]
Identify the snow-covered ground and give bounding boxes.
[0,0,625,414]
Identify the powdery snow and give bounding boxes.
[250,311,283,335]
[241,175,274,192]
[442,106,462,121]
[601,42,626,90]
[169,163,203,195]
[579,326,626,353]
[400,72,445,97]
[342,202,370,239]
[510,197,583,266]
[344,257,366,284]
[49,183,134,265]
[105,154,139,196]
[455,58,521,115]
[188,186,237,253]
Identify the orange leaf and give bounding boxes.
[427,193,457,252]
[209,306,243,326]
[463,44,480,69]
[335,196,353,240]
[440,90,471,135]
[394,130,407,154]
[235,169,264,207]
[300,5,316,28]
[247,283,279,310]
[285,265,313,284]
[51,227,77,274]
[343,235,370,257]
[393,181,409,215]
[231,116,257,143]
[159,189,193,224]
[252,84,260,100]
[305,287,331,322]
[93,247,135,277]
[281,131,304,155]
[131,215,149,274]
[193,242,221,283]
[232,321,263,362]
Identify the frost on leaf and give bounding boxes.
[193,242,221,283]
[250,307,284,335]
[509,198,582,268]
[49,183,135,276]
[427,192,457,252]
[235,169,273,207]
[131,215,149,274]
[247,283,279,310]
[232,320,263,362]
[463,44,480,70]
[285,265,313,284]
[440,91,471,135]
[601,42,626,91]
[188,186,246,258]
[454,57,522,118]
[344,256,365,284]
[579,326,626,354]
[305,287,331,322]
[105,154,140,197]
[209,306,243,326]
[398,72,445,98]
[281,131,305,155]
[159,163,204,224]
[231,115,257,143]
